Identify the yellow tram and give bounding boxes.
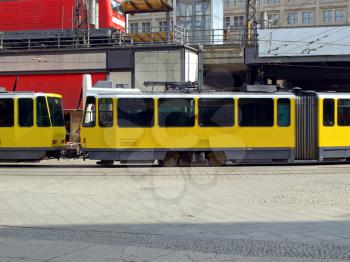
[80,82,350,166]
[0,91,66,161]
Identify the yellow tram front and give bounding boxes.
[0,92,66,161]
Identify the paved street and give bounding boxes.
[0,160,350,261]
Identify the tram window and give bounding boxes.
[338,99,350,126]
[158,98,194,127]
[199,98,234,127]
[238,98,274,127]
[83,96,96,127]
[98,98,113,128]
[0,98,14,127]
[277,99,291,127]
[323,99,334,127]
[36,97,51,127]
[48,97,64,127]
[18,98,34,127]
[118,98,154,127]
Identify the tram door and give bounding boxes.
[295,93,318,160]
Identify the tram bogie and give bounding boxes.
[0,92,65,162]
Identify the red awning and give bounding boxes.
[0,73,106,110]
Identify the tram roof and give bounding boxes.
[90,90,350,99]
[90,91,296,98]
[0,91,62,98]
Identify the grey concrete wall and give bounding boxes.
[0,52,106,73]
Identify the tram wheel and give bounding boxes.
[207,152,226,166]
[160,152,180,167]
[180,152,193,167]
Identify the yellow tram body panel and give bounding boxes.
[81,96,295,151]
[0,92,66,160]
[318,96,350,148]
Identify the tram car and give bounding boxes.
[80,78,350,166]
[0,91,66,161]
[0,0,125,32]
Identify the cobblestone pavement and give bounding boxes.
[0,160,350,261]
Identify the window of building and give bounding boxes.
[118,98,154,127]
[0,98,14,127]
[268,13,279,26]
[199,98,234,127]
[48,97,64,127]
[233,16,244,27]
[18,98,34,127]
[287,12,298,24]
[323,99,334,127]
[277,99,290,127]
[335,9,346,23]
[98,98,113,128]
[323,10,333,24]
[338,99,350,126]
[224,0,243,8]
[141,22,151,33]
[302,11,314,25]
[158,98,194,127]
[36,97,51,127]
[159,20,167,32]
[265,0,279,4]
[130,22,139,33]
[224,17,231,29]
[323,9,346,24]
[238,98,274,127]
[83,96,96,127]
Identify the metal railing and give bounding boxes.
[0,26,254,51]
[185,26,254,46]
[126,25,186,45]
[0,29,131,50]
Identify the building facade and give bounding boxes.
[128,0,350,33]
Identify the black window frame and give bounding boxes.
[18,98,34,127]
[158,98,195,127]
[323,98,335,127]
[117,98,155,128]
[0,98,14,127]
[238,98,274,127]
[82,96,97,128]
[98,98,114,128]
[277,98,291,127]
[36,96,51,127]
[47,97,65,127]
[198,98,235,127]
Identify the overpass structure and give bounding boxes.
[245,26,350,91]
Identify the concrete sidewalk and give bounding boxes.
[0,161,349,261]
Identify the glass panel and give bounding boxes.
[36,97,51,127]
[323,99,334,127]
[98,98,113,128]
[199,98,234,127]
[158,98,194,127]
[118,98,154,127]
[18,98,33,127]
[338,99,350,126]
[239,98,274,127]
[0,98,14,127]
[277,98,290,127]
[111,0,124,14]
[48,97,64,127]
[83,96,96,127]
